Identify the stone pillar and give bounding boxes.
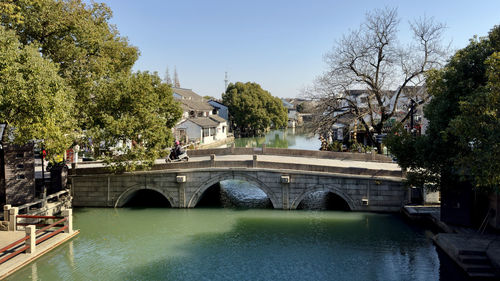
[210,154,216,167]
[253,155,257,168]
[25,225,36,254]
[3,205,11,222]
[262,144,266,155]
[8,207,18,231]
[62,209,73,234]
[176,175,187,208]
[178,184,186,208]
[281,175,290,209]
[230,143,235,154]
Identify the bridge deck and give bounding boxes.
[74,154,402,178]
[164,154,401,171]
[76,155,400,170]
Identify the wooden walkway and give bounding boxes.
[0,230,79,279]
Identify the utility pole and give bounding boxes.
[224,72,229,92]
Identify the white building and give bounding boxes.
[171,87,227,144]
[281,99,298,128]
[176,115,228,145]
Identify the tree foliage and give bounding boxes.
[2,0,139,129]
[386,25,500,192]
[222,82,287,136]
[310,7,446,152]
[0,0,182,170]
[0,26,74,158]
[88,72,182,171]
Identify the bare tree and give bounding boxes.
[310,7,447,152]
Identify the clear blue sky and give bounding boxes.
[95,0,500,98]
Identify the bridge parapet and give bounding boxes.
[187,146,393,163]
[74,156,401,178]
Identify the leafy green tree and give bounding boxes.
[0,26,75,158]
[1,0,183,170]
[88,71,183,171]
[223,82,287,136]
[386,25,500,192]
[1,0,139,130]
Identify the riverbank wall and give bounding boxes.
[403,205,500,279]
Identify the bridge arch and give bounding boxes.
[115,185,174,208]
[187,172,280,208]
[290,185,357,211]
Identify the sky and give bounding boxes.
[94,0,500,99]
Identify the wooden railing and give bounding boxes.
[0,210,73,265]
[0,236,31,264]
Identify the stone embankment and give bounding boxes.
[403,205,500,279]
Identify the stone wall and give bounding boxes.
[186,146,393,163]
[0,143,35,205]
[72,168,406,212]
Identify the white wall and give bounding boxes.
[177,121,202,143]
[214,122,228,140]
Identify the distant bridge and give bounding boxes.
[71,147,407,211]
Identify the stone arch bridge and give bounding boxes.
[71,147,406,211]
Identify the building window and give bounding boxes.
[203,128,210,137]
[190,111,195,118]
[222,126,226,133]
[198,112,204,117]
[16,164,25,169]
[16,153,24,159]
[16,174,26,180]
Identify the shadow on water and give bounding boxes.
[122,189,172,208]
[121,213,464,281]
[196,183,223,207]
[297,191,351,211]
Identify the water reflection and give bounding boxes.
[231,127,320,150]
[30,263,37,281]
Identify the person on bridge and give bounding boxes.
[171,140,184,160]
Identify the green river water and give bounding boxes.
[6,208,468,281]
[230,127,321,150]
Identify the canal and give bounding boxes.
[229,127,321,150]
[7,208,468,280]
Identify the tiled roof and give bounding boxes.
[187,117,219,128]
[172,87,204,101]
[209,115,227,123]
[180,99,214,111]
